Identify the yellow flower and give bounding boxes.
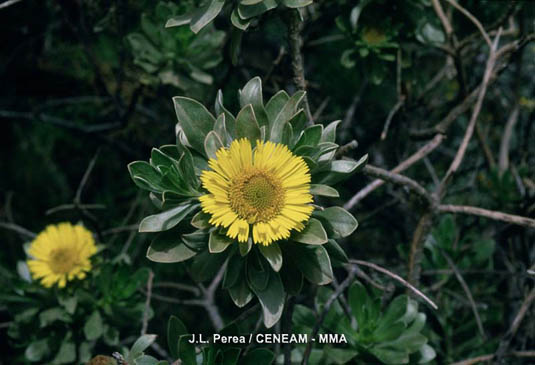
[199,138,314,246]
[27,222,97,288]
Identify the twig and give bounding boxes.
[312,96,330,122]
[431,0,453,39]
[345,134,444,209]
[102,224,139,235]
[0,0,23,10]
[0,222,36,239]
[445,0,492,47]
[450,350,535,365]
[335,140,358,158]
[441,250,486,339]
[301,267,357,365]
[46,203,106,215]
[381,98,405,141]
[75,151,99,204]
[438,205,535,229]
[153,282,201,296]
[141,271,154,335]
[286,9,313,124]
[495,287,535,361]
[499,104,520,175]
[408,212,434,286]
[439,29,502,194]
[362,165,436,207]
[349,260,438,310]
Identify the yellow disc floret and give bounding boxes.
[199,138,314,246]
[27,222,97,288]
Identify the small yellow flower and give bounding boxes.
[27,222,97,288]
[199,138,314,246]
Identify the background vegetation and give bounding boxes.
[1,0,534,364]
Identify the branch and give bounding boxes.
[495,287,535,361]
[499,104,520,175]
[438,204,535,229]
[301,267,357,365]
[445,0,492,47]
[345,134,443,209]
[349,260,438,310]
[362,165,436,207]
[441,250,486,339]
[450,350,535,365]
[0,222,36,239]
[141,270,154,335]
[286,9,313,123]
[438,29,502,194]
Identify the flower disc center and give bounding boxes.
[49,248,78,274]
[229,169,285,224]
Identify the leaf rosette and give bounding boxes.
[128,77,367,327]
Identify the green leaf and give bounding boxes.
[223,254,244,289]
[286,243,333,285]
[237,0,278,19]
[231,8,251,30]
[165,13,192,28]
[258,243,283,272]
[310,184,339,197]
[324,239,348,263]
[168,316,188,359]
[215,90,237,138]
[265,90,290,124]
[229,276,254,307]
[209,231,234,253]
[247,250,270,291]
[239,238,252,256]
[52,339,76,364]
[280,261,303,295]
[230,27,243,66]
[189,250,227,282]
[182,230,208,252]
[250,269,285,328]
[240,348,275,364]
[370,347,409,365]
[293,218,328,245]
[173,97,216,156]
[39,307,70,328]
[348,281,368,330]
[128,161,163,192]
[315,154,368,185]
[377,295,409,330]
[190,0,226,34]
[135,355,160,365]
[270,91,306,143]
[239,77,269,130]
[418,344,436,363]
[204,131,224,159]
[191,211,211,229]
[147,231,197,263]
[321,120,341,143]
[324,347,358,365]
[130,334,157,360]
[294,124,323,150]
[236,104,261,146]
[25,339,49,362]
[178,335,196,365]
[84,310,104,341]
[139,204,198,232]
[314,207,358,238]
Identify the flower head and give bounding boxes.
[27,222,97,288]
[199,138,314,245]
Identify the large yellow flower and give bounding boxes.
[199,138,314,246]
[27,222,97,288]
